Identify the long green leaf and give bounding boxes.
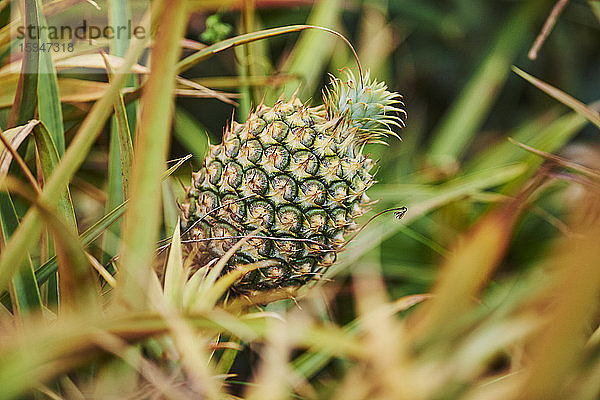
[508,137,600,181]
[36,0,65,155]
[117,0,188,310]
[103,0,138,273]
[32,121,97,311]
[163,220,184,308]
[7,0,39,127]
[177,24,358,74]
[32,122,76,227]
[100,50,134,200]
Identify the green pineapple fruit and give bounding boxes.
[180,70,405,293]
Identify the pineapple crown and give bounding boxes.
[324,69,406,145]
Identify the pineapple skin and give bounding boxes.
[181,71,403,293]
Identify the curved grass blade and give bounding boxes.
[508,137,600,181]
[103,0,138,280]
[177,24,361,77]
[117,0,188,310]
[163,220,184,308]
[99,50,133,200]
[0,192,41,315]
[32,121,76,227]
[31,121,98,311]
[512,66,600,129]
[0,121,37,177]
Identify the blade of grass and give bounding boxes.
[7,0,39,128]
[32,121,76,227]
[31,121,98,311]
[163,220,184,309]
[103,0,138,274]
[99,50,134,199]
[0,121,37,177]
[36,0,65,155]
[512,66,600,129]
[0,192,42,315]
[117,0,188,310]
[191,74,296,89]
[508,137,600,181]
[35,0,66,307]
[162,180,178,237]
[427,0,547,170]
[177,25,360,76]
[238,0,258,113]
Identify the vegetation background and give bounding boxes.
[0,0,599,399]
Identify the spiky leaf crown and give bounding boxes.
[324,69,406,145]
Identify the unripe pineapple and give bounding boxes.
[180,70,405,293]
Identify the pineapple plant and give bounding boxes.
[180,70,405,292]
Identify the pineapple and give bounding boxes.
[180,70,405,292]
